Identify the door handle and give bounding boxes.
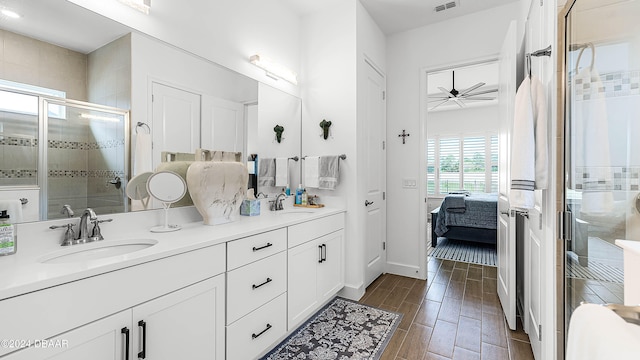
[500,211,510,216]
[365,200,374,206]
[138,320,146,359]
[121,327,130,360]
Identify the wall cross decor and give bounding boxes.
[398,130,410,144]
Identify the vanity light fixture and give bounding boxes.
[249,54,298,85]
[1,9,21,19]
[116,0,151,14]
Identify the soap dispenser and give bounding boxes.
[295,184,303,205]
[0,210,16,255]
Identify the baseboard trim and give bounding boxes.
[339,283,365,301]
[386,261,425,280]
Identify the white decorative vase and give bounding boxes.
[186,161,249,225]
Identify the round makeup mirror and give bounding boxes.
[146,171,187,232]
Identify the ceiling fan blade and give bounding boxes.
[459,82,485,96]
[438,87,455,98]
[452,98,465,108]
[463,96,496,101]
[463,88,498,96]
[429,99,449,111]
[428,97,450,102]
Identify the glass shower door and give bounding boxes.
[564,0,640,340]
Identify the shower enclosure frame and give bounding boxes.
[37,95,130,220]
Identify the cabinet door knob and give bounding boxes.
[138,320,147,359]
[121,327,130,360]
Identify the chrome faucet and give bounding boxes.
[60,204,74,218]
[76,208,98,242]
[274,193,287,211]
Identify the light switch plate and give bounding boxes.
[402,178,417,188]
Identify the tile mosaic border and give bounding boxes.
[0,169,37,178]
[48,139,125,150]
[574,166,640,191]
[47,170,124,179]
[0,136,38,147]
[571,70,640,101]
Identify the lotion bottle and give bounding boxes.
[301,189,308,206]
[295,184,303,205]
[0,210,16,255]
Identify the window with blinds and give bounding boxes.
[427,133,498,195]
[439,137,460,194]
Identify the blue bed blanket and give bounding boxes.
[434,193,498,237]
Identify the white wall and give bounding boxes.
[385,2,521,276]
[67,0,301,97]
[427,105,499,135]
[300,0,358,295]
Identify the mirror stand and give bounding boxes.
[146,171,187,233]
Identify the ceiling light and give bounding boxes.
[116,0,151,14]
[250,54,298,85]
[1,9,21,19]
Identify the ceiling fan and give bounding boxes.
[428,71,497,110]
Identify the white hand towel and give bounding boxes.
[258,158,275,187]
[275,158,288,187]
[0,200,23,223]
[304,156,320,188]
[318,156,340,190]
[511,76,547,209]
[566,304,640,360]
[134,133,153,175]
[574,67,613,214]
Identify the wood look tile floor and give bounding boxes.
[359,257,535,360]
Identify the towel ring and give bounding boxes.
[135,122,151,134]
[574,43,595,74]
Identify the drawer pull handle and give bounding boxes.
[252,323,272,340]
[121,327,130,360]
[138,320,146,359]
[253,243,273,251]
[252,277,272,289]
[318,245,323,263]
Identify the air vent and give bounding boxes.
[435,1,458,12]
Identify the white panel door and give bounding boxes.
[525,211,543,359]
[317,230,344,301]
[364,60,386,287]
[151,82,201,170]
[4,310,130,360]
[201,95,244,153]
[287,239,320,329]
[497,20,518,331]
[132,275,225,360]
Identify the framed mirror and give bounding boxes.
[0,0,302,223]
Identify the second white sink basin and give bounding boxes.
[274,209,316,215]
[39,239,158,264]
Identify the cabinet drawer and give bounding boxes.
[288,213,345,248]
[227,228,287,270]
[227,251,287,324]
[226,293,287,360]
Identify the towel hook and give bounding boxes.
[135,122,150,134]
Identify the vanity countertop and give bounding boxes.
[0,207,344,300]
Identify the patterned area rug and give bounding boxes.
[261,297,402,360]
[429,238,497,267]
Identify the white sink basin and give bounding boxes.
[39,239,158,264]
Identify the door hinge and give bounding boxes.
[383,192,386,200]
[538,324,542,341]
[382,141,385,150]
[382,91,386,100]
[559,210,572,241]
[383,242,386,250]
[539,213,543,230]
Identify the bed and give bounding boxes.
[431,193,498,247]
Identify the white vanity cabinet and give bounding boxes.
[4,275,225,360]
[0,243,226,359]
[287,214,345,329]
[225,228,288,360]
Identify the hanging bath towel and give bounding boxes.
[511,75,548,209]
